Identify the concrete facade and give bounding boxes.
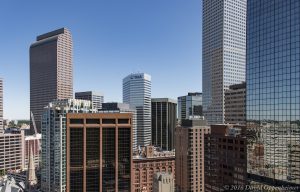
[0,78,3,134]
[153,172,174,192]
[30,28,73,133]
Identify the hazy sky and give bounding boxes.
[0,0,202,119]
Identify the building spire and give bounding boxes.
[27,144,37,189]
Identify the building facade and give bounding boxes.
[0,78,3,133]
[204,124,247,192]
[178,92,203,122]
[75,91,104,110]
[247,0,300,186]
[133,146,175,192]
[175,120,210,192]
[0,131,25,172]
[30,28,73,133]
[123,73,151,147]
[66,113,133,192]
[41,99,94,192]
[24,134,41,169]
[100,102,137,150]
[224,82,246,124]
[153,172,174,192]
[151,98,177,151]
[202,0,247,124]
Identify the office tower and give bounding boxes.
[247,0,300,186]
[0,78,3,133]
[41,99,94,192]
[133,146,175,192]
[0,129,25,172]
[175,120,210,192]
[75,91,104,110]
[204,124,247,192]
[224,82,246,124]
[178,92,203,122]
[100,102,137,150]
[123,73,151,147]
[30,28,73,133]
[202,0,247,124]
[151,98,177,151]
[153,172,174,192]
[66,113,133,192]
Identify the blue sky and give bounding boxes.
[0,0,202,119]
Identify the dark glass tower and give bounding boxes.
[247,0,300,185]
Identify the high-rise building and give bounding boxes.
[202,0,247,124]
[30,28,73,133]
[175,120,210,192]
[204,124,247,192]
[133,146,175,192]
[123,73,151,147]
[100,102,137,150]
[41,99,94,192]
[224,82,246,124]
[151,98,177,151]
[153,172,175,192]
[66,113,133,192]
[247,0,300,186]
[0,78,3,133]
[178,92,203,122]
[75,91,104,110]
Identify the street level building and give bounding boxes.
[202,0,247,124]
[30,28,73,133]
[75,91,104,110]
[224,82,246,124]
[66,113,133,192]
[133,146,175,192]
[204,124,247,192]
[175,120,210,192]
[123,73,151,147]
[151,98,177,151]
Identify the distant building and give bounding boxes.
[204,124,247,192]
[30,28,73,133]
[224,82,246,124]
[151,98,177,151]
[41,99,94,192]
[123,73,151,147]
[0,78,3,133]
[66,113,133,192]
[100,102,137,150]
[0,130,24,172]
[175,119,210,192]
[178,92,203,122]
[75,91,104,110]
[153,172,174,192]
[133,146,175,192]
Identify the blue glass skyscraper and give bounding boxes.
[247,0,300,186]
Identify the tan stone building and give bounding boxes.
[133,146,175,192]
[153,172,174,192]
[30,28,73,133]
[175,120,210,192]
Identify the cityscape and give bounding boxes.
[0,0,300,192]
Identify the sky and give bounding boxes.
[0,0,202,120]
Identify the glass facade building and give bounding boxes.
[178,92,203,122]
[247,0,300,185]
[202,0,247,124]
[66,113,133,192]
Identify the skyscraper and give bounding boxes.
[30,28,73,133]
[247,0,300,186]
[66,113,133,192]
[178,92,203,122]
[202,0,247,124]
[41,99,94,192]
[123,73,151,147]
[151,98,177,150]
[0,78,3,133]
[75,91,104,110]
